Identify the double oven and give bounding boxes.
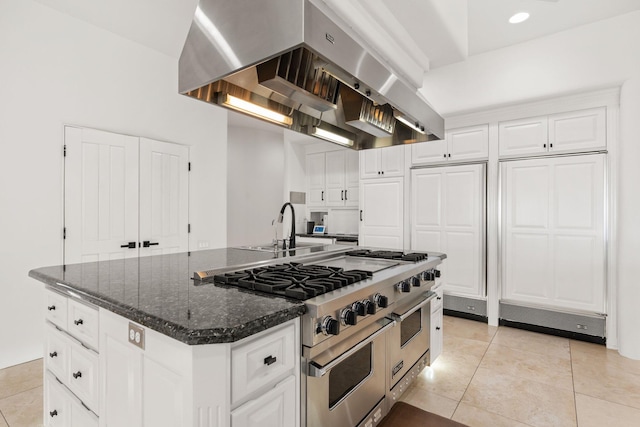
[203,248,443,427]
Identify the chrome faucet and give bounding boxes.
[277,202,296,250]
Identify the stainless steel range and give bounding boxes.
[199,247,445,427]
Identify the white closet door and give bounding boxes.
[411,164,485,297]
[359,178,403,249]
[503,154,605,312]
[64,126,139,263]
[139,138,189,256]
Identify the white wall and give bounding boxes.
[227,126,286,247]
[0,0,227,369]
[423,11,640,116]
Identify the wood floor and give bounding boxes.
[2,316,640,426]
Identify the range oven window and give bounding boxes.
[400,308,422,347]
[328,343,372,408]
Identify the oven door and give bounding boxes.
[387,291,436,389]
[305,318,394,427]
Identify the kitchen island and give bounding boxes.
[30,245,349,427]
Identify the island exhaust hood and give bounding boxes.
[179,0,444,150]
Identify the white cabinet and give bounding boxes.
[430,281,443,363]
[502,154,606,313]
[307,150,358,208]
[499,108,606,157]
[411,164,485,298]
[359,177,404,249]
[43,288,100,424]
[360,145,405,179]
[231,376,296,427]
[412,125,489,165]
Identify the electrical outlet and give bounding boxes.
[128,322,145,349]
[198,240,210,249]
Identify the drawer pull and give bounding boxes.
[74,319,84,326]
[50,410,58,417]
[264,355,277,366]
[437,296,442,300]
[73,371,82,379]
[49,351,58,358]
[436,326,441,331]
[47,305,56,311]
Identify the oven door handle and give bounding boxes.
[308,319,396,378]
[390,291,437,322]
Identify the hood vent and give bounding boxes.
[179,0,444,150]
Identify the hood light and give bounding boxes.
[308,126,355,147]
[509,12,530,24]
[222,93,293,126]
[396,115,426,135]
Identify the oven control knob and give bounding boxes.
[352,301,366,316]
[340,308,358,326]
[411,276,421,287]
[397,280,411,293]
[374,293,388,308]
[363,300,376,315]
[435,269,441,278]
[422,270,435,281]
[321,316,340,336]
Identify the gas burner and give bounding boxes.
[212,263,372,300]
[346,250,428,263]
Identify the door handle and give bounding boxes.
[120,242,136,249]
[341,190,344,200]
[360,210,363,221]
[143,241,159,248]
[344,190,347,201]
[321,191,324,201]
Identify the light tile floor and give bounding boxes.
[2,316,640,426]
[401,316,640,427]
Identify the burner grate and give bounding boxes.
[212,263,372,300]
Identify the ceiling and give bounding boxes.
[32,0,640,131]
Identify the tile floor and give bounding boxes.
[1,316,640,426]
[401,316,640,427]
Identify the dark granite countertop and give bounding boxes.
[29,246,347,345]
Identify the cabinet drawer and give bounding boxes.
[231,323,295,404]
[45,289,68,330]
[67,299,99,350]
[67,339,99,412]
[45,323,70,381]
[45,371,99,427]
[431,283,444,313]
[231,375,296,427]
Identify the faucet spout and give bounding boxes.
[277,202,296,250]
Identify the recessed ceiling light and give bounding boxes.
[509,12,530,24]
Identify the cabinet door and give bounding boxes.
[306,153,326,207]
[549,107,606,153]
[344,150,359,207]
[359,178,403,249]
[411,139,447,165]
[430,306,443,363]
[448,125,489,161]
[45,373,70,427]
[411,164,485,298]
[325,151,346,206]
[379,145,405,177]
[502,155,605,312]
[499,116,548,157]
[231,376,296,427]
[359,149,381,179]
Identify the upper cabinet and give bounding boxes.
[499,107,606,157]
[360,145,405,179]
[412,124,489,165]
[307,150,359,209]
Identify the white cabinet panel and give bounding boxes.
[325,151,347,206]
[412,125,488,165]
[502,154,605,312]
[143,358,184,427]
[307,150,358,208]
[306,153,326,207]
[45,373,71,427]
[359,178,403,249]
[360,149,381,179]
[430,306,443,363]
[411,164,485,298]
[67,299,99,351]
[499,116,548,157]
[345,150,359,207]
[231,376,296,427]
[411,139,447,164]
[549,107,606,153]
[45,323,69,381]
[360,145,405,178]
[45,289,68,330]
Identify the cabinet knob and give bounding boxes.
[264,355,277,366]
[47,305,56,311]
[436,326,441,331]
[49,351,58,358]
[49,410,58,417]
[73,371,82,379]
[74,319,83,326]
[437,296,442,300]
[543,143,547,148]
